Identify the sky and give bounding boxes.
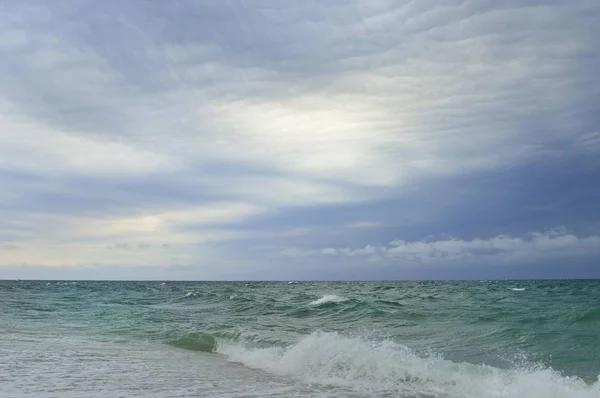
[1,0,599,280]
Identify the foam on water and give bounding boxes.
[217,331,600,397]
[309,295,346,306]
[509,288,526,291]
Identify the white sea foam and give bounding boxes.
[510,288,526,291]
[308,295,346,306]
[217,331,600,398]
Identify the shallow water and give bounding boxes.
[1,280,599,397]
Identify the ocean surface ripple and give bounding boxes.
[1,280,599,397]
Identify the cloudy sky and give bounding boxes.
[1,0,599,280]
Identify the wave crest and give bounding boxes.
[216,331,600,397]
[309,295,346,306]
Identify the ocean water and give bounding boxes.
[1,280,599,397]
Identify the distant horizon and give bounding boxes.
[4,278,599,282]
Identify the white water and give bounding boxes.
[309,295,346,306]
[218,331,600,398]
[3,328,599,398]
[0,333,333,398]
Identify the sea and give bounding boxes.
[1,280,599,398]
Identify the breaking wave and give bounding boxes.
[309,295,347,306]
[216,331,600,397]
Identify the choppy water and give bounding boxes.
[1,280,599,397]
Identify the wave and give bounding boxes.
[168,332,217,352]
[575,307,600,323]
[374,299,405,307]
[309,295,346,306]
[509,288,526,291]
[216,331,600,397]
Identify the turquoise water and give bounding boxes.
[1,280,599,397]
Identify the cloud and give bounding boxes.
[1,201,263,243]
[347,221,382,229]
[0,201,267,269]
[2,1,598,187]
[1,105,177,175]
[0,1,599,278]
[282,228,600,264]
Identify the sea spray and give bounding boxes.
[217,331,600,397]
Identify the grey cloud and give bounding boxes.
[2,1,598,149]
[283,228,600,264]
[1,1,599,277]
[106,243,165,250]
